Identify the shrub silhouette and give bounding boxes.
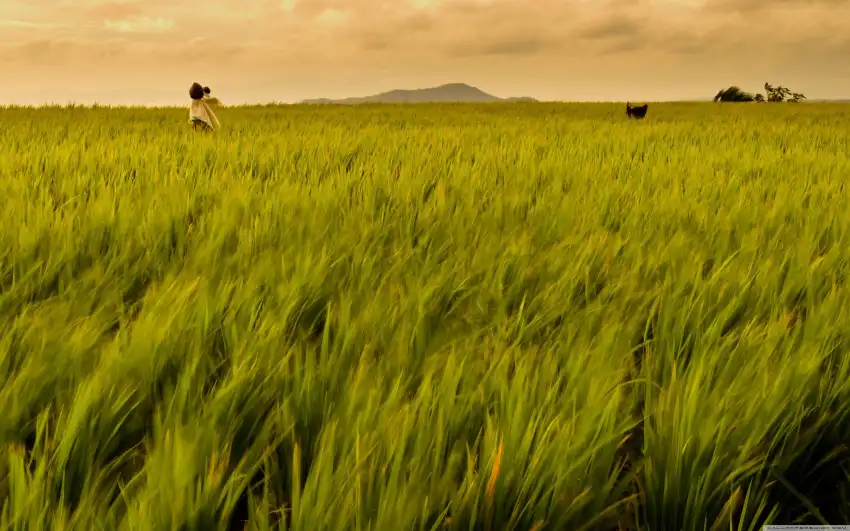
[713,86,756,102]
[714,83,806,103]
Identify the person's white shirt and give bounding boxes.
[189,98,220,129]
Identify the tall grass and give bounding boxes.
[1,102,849,530]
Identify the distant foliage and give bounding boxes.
[764,83,791,102]
[713,86,756,102]
[714,82,806,103]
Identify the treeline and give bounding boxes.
[714,82,806,103]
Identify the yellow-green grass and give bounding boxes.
[1,102,849,530]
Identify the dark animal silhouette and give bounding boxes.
[626,102,648,119]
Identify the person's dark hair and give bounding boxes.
[189,82,204,100]
[203,86,211,95]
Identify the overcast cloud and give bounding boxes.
[1,0,848,104]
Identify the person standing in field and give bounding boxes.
[188,82,220,132]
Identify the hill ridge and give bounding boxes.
[301,83,536,104]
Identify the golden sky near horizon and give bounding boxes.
[1,0,848,104]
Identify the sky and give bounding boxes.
[1,0,849,105]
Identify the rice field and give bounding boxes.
[1,101,850,530]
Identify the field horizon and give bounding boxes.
[1,102,850,530]
[4,99,850,109]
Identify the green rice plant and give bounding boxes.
[0,102,848,530]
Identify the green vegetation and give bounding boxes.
[714,82,806,103]
[1,102,849,530]
[713,86,758,102]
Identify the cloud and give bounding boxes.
[477,37,555,56]
[703,0,850,14]
[0,18,61,28]
[173,37,247,61]
[316,8,349,24]
[0,37,78,65]
[1,0,849,103]
[578,16,645,40]
[652,30,707,55]
[103,16,174,32]
[5,0,850,60]
[443,34,558,57]
[85,1,149,19]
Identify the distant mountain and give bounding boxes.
[301,83,537,104]
[809,99,850,102]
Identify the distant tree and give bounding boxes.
[713,86,756,102]
[764,82,796,102]
[714,83,805,103]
